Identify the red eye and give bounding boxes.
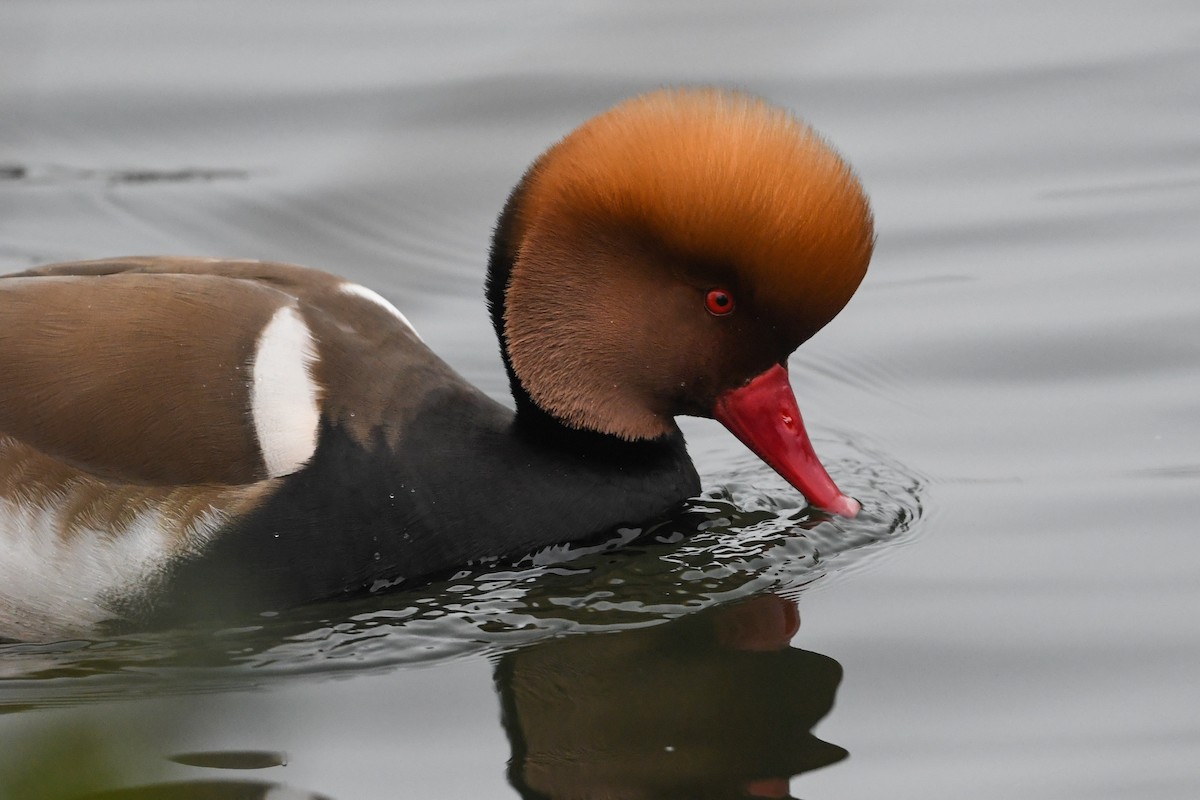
[705,288,735,316]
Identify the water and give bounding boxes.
[2,1,1198,797]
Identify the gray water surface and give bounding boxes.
[2,1,1199,798]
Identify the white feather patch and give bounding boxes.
[339,282,422,340]
[0,490,226,641]
[251,306,322,479]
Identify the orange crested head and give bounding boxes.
[511,88,875,346]
[491,87,875,456]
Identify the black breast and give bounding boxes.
[151,387,700,623]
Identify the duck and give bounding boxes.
[0,88,874,638]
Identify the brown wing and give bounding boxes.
[0,262,300,485]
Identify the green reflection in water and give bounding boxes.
[1,724,322,800]
[0,721,137,800]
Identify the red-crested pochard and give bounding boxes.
[0,88,873,636]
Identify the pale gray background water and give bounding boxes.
[1,1,1198,798]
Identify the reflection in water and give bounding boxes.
[167,751,288,770]
[1,595,844,799]
[81,782,329,799]
[497,594,845,799]
[1,723,320,800]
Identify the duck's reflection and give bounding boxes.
[495,594,846,799]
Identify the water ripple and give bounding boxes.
[0,163,252,186]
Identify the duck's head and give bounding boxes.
[487,88,874,516]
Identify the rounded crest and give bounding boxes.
[514,88,874,335]
[500,88,875,439]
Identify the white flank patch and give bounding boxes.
[251,306,322,478]
[0,492,226,641]
[339,282,422,340]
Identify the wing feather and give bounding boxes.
[0,264,297,485]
